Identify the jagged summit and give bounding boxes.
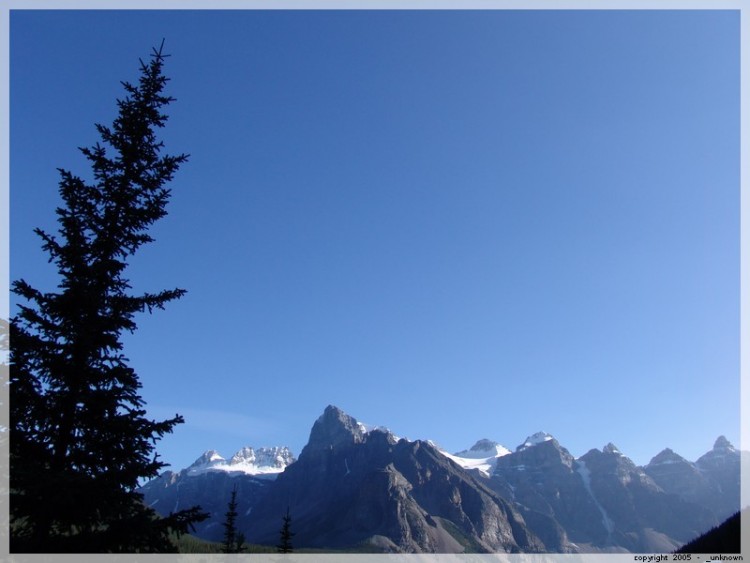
[454,439,511,459]
[517,431,554,451]
[187,446,295,476]
[648,448,689,466]
[302,405,367,457]
[696,436,740,473]
[189,450,225,468]
[603,443,624,456]
[471,438,498,450]
[230,446,256,464]
[440,439,510,477]
[712,436,735,451]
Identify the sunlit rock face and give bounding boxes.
[244,405,548,553]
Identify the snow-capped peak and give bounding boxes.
[517,432,554,451]
[230,446,256,465]
[455,439,511,459]
[438,439,510,477]
[357,422,402,442]
[186,446,295,477]
[189,450,226,468]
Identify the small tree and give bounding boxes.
[9,42,206,552]
[277,506,295,554]
[221,485,246,554]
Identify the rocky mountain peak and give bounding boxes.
[454,439,511,459]
[517,431,555,452]
[230,446,256,464]
[185,446,295,476]
[648,448,689,467]
[229,446,295,468]
[603,443,624,456]
[713,436,735,451]
[470,438,500,451]
[189,450,225,468]
[301,405,366,456]
[696,436,740,473]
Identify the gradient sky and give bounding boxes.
[8,9,740,471]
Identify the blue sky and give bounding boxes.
[8,9,740,470]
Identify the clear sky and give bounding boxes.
[8,9,740,471]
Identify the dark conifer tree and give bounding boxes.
[277,507,295,554]
[9,42,206,552]
[221,485,246,554]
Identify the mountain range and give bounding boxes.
[138,405,743,553]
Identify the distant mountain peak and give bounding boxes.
[454,439,511,458]
[648,448,689,467]
[470,438,501,451]
[186,446,295,476]
[696,435,739,473]
[441,439,511,477]
[713,436,735,451]
[230,446,256,464]
[302,405,366,457]
[603,443,624,456]
[189,450,225,468]
[517,432,554,451]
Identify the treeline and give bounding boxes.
[675,510,744,554]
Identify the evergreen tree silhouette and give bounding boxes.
[9,41,207,552]
[277,506,295,553]
[221,485,246,553]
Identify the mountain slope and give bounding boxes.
[139,447,295,542]
[243,405,549,553]
[645,436,742,523]
[483,436,719,553]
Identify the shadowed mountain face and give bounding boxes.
[138,447,294,542]
[244,406,547,553]
[575,446,716,551]
[644,436,743,525]
[138,406,740,553]
[485,438,720,553]
[488,437,612,548]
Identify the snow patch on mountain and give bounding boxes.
[517,432,554,451]
[576,459,615,541]
[187,446,295,477]
[438,439,511,477]
[603,443,625,457]
[456,439,511,459]
[357,422,402,442]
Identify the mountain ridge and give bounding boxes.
[139,405,742,553]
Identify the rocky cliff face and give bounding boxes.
[576,445,716,552]
[244,405,548,553]
[488,435,614,550]
[645,436,741,523]
[484,436,719,553]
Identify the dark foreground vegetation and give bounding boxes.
[10,43,206,552]
[676,510,743,554]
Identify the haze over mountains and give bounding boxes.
[139,405,743,553]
